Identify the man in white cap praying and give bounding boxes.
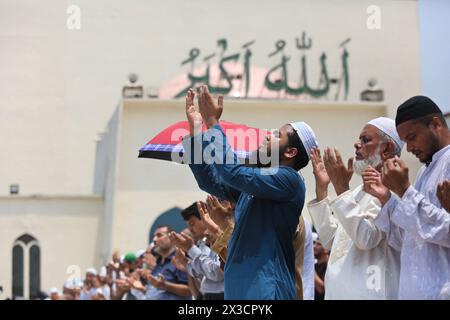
[49,287,60,300]
[80,268,99,300]
[307,117,403,299]
[182,85,319,299]
[98,266,111,300]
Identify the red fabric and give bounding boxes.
[146,120,269,152]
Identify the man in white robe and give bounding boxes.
[363,96,450,299]
[307,117,403,299]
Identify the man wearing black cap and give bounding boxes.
[363,95,450,299]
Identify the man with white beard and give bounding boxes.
[307,117,403,299]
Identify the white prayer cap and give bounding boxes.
[99,266,107,277]
[63,281,74,289]
[289,122,319,159]
[50,287,59,294]
[136,249,146,258]
[86,267,97,276]
[312,232,319,242]
[367,117,404,152]
[120,255,125,263]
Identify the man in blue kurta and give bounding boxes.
[181,86,319,299]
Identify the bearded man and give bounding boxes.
[307,117,403,299]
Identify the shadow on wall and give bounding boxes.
[148,207,186,244]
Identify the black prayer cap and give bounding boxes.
[395,95,442,126]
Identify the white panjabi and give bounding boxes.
[308,186,401,299]
[374,144,450,299]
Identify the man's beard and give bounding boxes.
[353,146,382,175]
[420,130,440,165]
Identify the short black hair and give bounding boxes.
[155,224,173,234]
[287,127,309,171]
[181,202,200,221]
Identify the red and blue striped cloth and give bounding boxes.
[138,120,269,162]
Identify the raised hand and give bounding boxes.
[437,179,450,213]
[143,251,156,270]
[91,291,105,301]
[185,88,202,136]
[138,268,151,280]
[171,248,188,273]
[115,279,131,293]
[197,201,221,236]
[310,147,330,201]
[381,156,411,198]
[127,278,146,292]
[147,274,166,290]
[205,195,233,230]
[169,231,195,252]
[323,147,354,196]
[197,85,223,129]
[362,166,391,205]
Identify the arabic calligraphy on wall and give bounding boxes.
[161,33,350,101]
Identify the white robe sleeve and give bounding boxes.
[391,185,450,248]
[307,197,338,250]
[374,195,404,252]
[329,190,386,250]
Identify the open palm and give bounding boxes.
[185,88,202,135]
[197,85,223,127]
[310,147,330,188]
[362,166,389,200]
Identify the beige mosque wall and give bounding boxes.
[0,196,102,299]
[0,0,421,196]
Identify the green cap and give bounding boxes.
[124,252,137,263]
